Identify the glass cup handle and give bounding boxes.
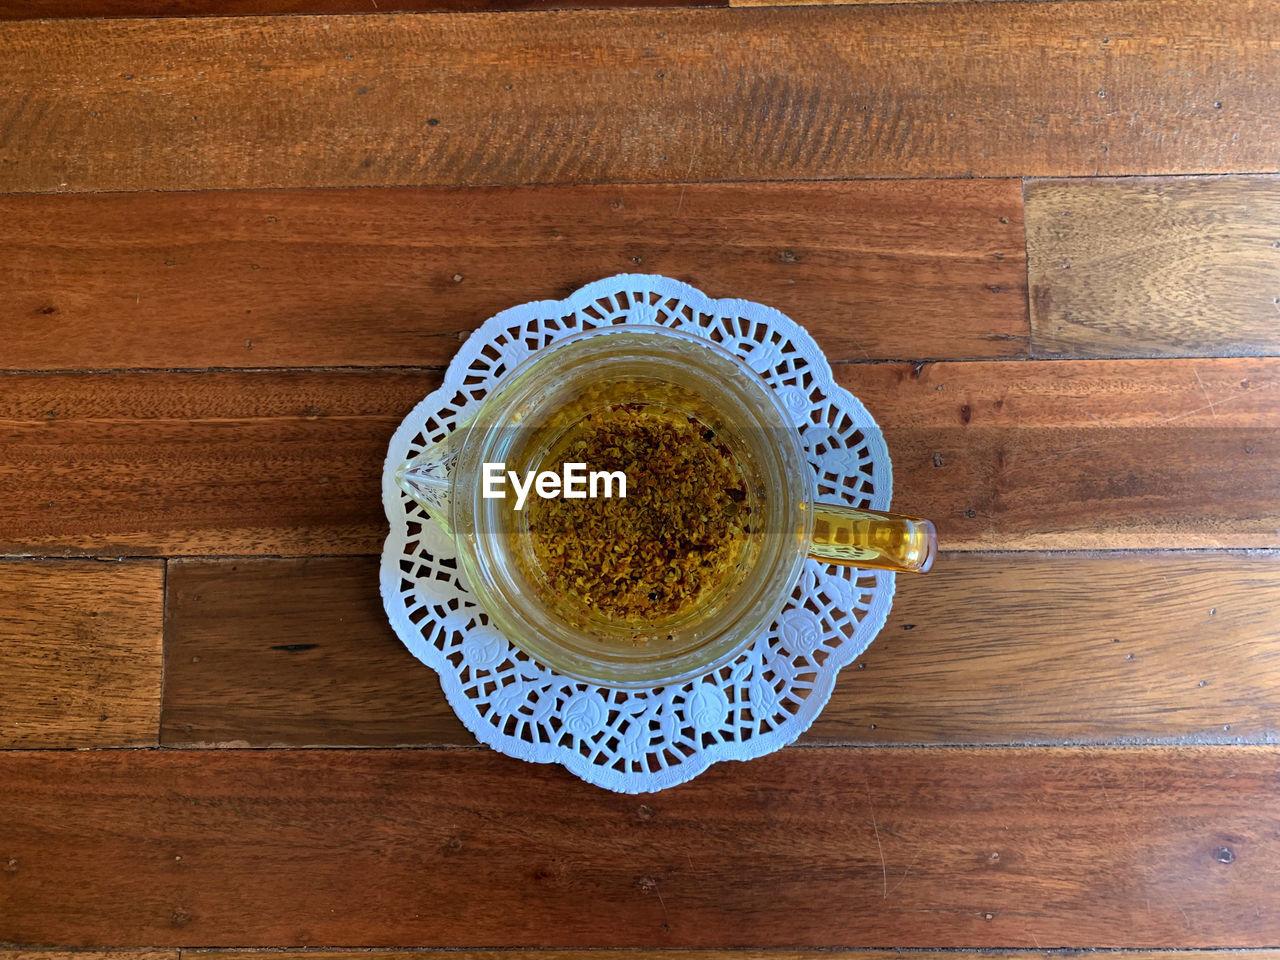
[806,503,937,573]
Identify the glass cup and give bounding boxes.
[396,326,935,688]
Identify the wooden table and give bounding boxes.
[2,0,1279,953]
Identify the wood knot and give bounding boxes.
[637,804,655,821]
[1215,846,1236,863]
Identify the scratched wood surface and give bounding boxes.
[5,0,1280,952]
[0,0,703,17]
[0,0,1093,15]
[1027,176,1280,359]
[4,1,1280,194]
[2,358,1274,556]
[188,955,1280,960]
[836,357,1280,550]
[162,556,466,747]
[0,561,164,748]
[0,181,1026,370]
[161,552,1280,748]
[0,370,431,557]
[2,746,1276,947]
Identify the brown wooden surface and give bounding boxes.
[1,0,704,18]
[0,560,164,748]
[162,556,466,747]
[4,1,1280,194]
[182,956,1273,960]
[0,180,1026,370]
[730,0,1038,4]
[160,552,1280,749]
[1027,176,1280,359]
[838,357,1280,550]
[6,0,1280,951]
[2,746,1277,947]
[0,370,432,556]
[5,358,1274,557]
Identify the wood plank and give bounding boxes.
[1027,176,1280,359]
[3,1,1279,193]
[0,370,434,557]
[160,552,1280,749]
[0,560,164,748]
[838,356,1280,550]
[825,551,1280,744]
[0,180,1027,370]
[2,357,1277,556]
[162,556,466,747]
[0,0,705,20]
[1,746,1276,946]
[192,954,1280,960]
[731,0,1038,4]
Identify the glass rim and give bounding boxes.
[450,325,815,688]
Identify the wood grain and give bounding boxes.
[838,356,1280,550]
[1,746,1277,946]
[730,0,1038,4]
[1027,176,1280,359]
[828,551,1280,744]
[0,370,434,557]
[169,956,1259,960]
[0,180,1026,370]
[0,560,164,748]
[0,0,705,19]
[162,556,466,746]
[159,552,1280,748]
[2,357,1277,556]
[3,1,1279,193]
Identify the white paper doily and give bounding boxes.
[380,274,895,793]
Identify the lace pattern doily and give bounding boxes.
[380,275,895,793]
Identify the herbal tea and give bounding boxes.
[519,398,755,639]
[394,323,933,687]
